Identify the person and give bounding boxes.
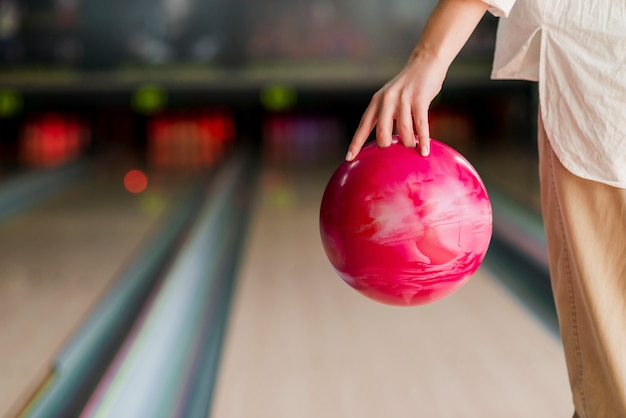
[346,0,626,417]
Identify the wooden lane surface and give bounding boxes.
[210,165,573,418]
[0,164,197,417]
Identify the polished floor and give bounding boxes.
[210,165,572,418]
[0,158,572,418]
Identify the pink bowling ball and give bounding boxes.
[319,137,492,306]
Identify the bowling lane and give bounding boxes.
[210,163,572,418]
[0,155,200,416]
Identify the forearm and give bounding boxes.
[410,0,489,69]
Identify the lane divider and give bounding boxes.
[489,188,548,273]
[78,154,254,417]
[485,186,557,336]
[0,161,90,221]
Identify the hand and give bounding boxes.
[344,0,489,161]
[347,51,447,160]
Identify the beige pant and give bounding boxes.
[538,114,626,417]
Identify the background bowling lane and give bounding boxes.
[0,153,205,415]
[210,163,570,418]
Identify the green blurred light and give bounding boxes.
[133,85,167,114]
[260,85,297,111]
[139,192,167,218]
[0,90,22,118]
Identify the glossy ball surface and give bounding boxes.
[319,138,492,306]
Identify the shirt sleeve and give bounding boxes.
[482,0,517,17]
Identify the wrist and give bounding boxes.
[408,45,451,73]
[408,0,489,69]
[409,42,448,67]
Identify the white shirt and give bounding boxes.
[482,0,626,188]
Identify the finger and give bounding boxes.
[347,102,378,161]
[375,92,396,148]
[414,105,431,157]
[419,135,431,157]
[396,98,417,149]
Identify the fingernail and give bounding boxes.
[345,151,353,161]
[421,146,429,157]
